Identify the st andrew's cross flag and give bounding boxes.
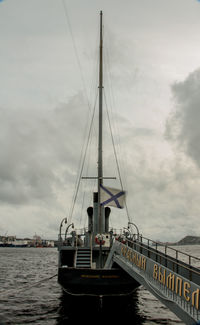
[100,184,126,209]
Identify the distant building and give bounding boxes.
[0,234,55,248]
[46,240,55,247]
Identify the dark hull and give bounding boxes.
[58,288,145,324]
[58,267,140,296]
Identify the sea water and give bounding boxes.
[0,246,199,324]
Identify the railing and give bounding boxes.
[133,234,200,269]
[58,227,88,243]
[120,235,200,283]
[114,240,200,324]
[58,226,200,270]
[58,227,126,247]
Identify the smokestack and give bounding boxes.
[105,207,111,232]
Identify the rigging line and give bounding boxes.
[61,0,94,222]
[103,35,131,220]
[61,3,100,222]
[62,0,99,142]
[103,36,129,194]
[80,122,96,227]
[89,29,100,109]
[104,93,122,186]
[67,85,98,222]
[68,102,95,224]
[104,92,131,223]
[68,91,98,224]
[80,138,91,226]
[61,0,91,110]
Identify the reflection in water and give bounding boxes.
[57,289,146,324]
[0,247,191,324]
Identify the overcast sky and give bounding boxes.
[1,0,200,241]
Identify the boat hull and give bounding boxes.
[58,267,140,296]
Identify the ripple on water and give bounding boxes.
[1,246,198,324]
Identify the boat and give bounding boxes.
[57,11,139,298]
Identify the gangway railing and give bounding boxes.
[126,235,200,284]
[135,234,200,270]
[105,236,200,325]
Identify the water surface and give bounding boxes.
[1,246,198,324]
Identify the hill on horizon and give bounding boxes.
[177,235,200,245]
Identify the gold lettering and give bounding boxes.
[126,249,131,261]
[81,275,100,278]
[153,264,158,280]
[175,277,183,296]
[137,255,141,268]
[158,267,166,285]
[130,251,134,263]
[192,288,199,310]
[163,269,166,284]
[166,273,175,291]
[183,282,190,302]
[121,246,146,271]
[121,246,127,256]
[141,257,146,271]
[132,253,137,264]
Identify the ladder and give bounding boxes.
[75,248,91,268]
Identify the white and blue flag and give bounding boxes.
[100,184,126,209]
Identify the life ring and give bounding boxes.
[95,236,105,245]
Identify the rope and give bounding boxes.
[61,7,132,225]
[103,30,129,193]
[103,26,134,225]
[63,287,137,297]
[0,274,57,298]
[68,92,98,224]
[61,0,99,225]
[104,92,131,223]
[61,0,91,109]
[80,129,94,227]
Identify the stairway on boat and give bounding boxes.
[76,248,91,268]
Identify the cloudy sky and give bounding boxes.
[1,0,200,241]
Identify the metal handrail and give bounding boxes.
[134,234,200,266]
[59,227,125,239]
[123,237,200,277]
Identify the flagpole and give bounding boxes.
[98,10,103,234]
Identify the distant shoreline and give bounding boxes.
[159,235,200,246]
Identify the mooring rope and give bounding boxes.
[0,274,57,298]
[63,287,137,298]
[0,272,137,300]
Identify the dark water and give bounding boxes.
[0,246,198,325]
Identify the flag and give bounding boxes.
[100,184,126,209]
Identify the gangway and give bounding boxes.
[105,235,200,325]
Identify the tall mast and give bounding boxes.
[98,11,103,234]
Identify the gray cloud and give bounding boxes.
[166,68,200,168]
[0,93,88,206]
[1,86,200,241]
[1,0,200,241]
